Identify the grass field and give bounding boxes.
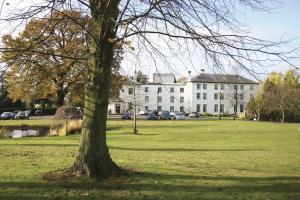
[0,120,299,200]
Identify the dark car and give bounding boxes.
[0,112,14,120]
[14,111,29,120]
[160,111,171,120]
[147,112,158,120]
[121,112,131,119]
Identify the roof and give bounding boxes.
[123,76,139,85]
[191,73,258,84]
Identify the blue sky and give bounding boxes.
[242,0,300,73]
[121,1,300,80]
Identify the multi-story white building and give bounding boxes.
[108,72,259,115]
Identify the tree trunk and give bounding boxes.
[71,0,121,179]
[56,88,65,107]
[281,110,285,124]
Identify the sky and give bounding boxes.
[121,0,300,81]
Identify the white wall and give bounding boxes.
[109,80,259,115]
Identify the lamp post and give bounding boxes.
[219,91,222,120]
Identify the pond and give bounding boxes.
[1,128,49,138]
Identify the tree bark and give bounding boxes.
[71,0,121,179]
[56,88,65,107]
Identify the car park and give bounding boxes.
[14,111,29,120]
[174,112,184,120]
[122,112,132,119]
[65,109,83,119]
[13,110,21,117]
[0,112,14,120]
[159,111,171,120]
[147,112,158,120]
[34,110,43,116]
[188,112,199,118]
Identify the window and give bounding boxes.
[158,87,162,93]
[145,96,149,103]
[180,97,184,103]
[128,102,133,110]
[203,84,207,90]
[158,106,162,111]
[220,93,224,100]
[221,84,225,90]
[157,96,162,103]
[240,85,244,90]
[128,88,133,95]
[144,87,149,93]
[197,93,201,100]
[170,106,174,112]
[203,93,207,100]
[180,88,184,93]
[234,85,238,90]
[203,104,207,113]
[170,96,175,103]
[196,104,201,112]
[214,104,218,112]
[240,93,244,100]
[180,106,184,112]
[250,85,254,90]
[214,84,218,90]
[214,93,218,100]
[197,84,201,89]
[145,106,148,111]
[170,87,174,92]
[220,104,224,113]
[240,104,244,112]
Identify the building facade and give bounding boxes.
[108,73,259,115]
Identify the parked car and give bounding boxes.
[65,109,83,119]
[14,111,29,120]
[0,112,14,120]
[34,110,43,116]
[160,111,171,120]
[13,110,21,117]
[147,112,158,120]
[188,112,199,118]
[139,110,148,115]
[174,112,184,120]
[24,110,33,116]
[122,112,131,119]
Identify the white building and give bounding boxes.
[108,73,259,115]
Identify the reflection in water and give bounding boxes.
[7,129,47,138]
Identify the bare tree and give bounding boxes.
[0,0,298,179]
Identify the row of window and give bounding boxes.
[145,87,184,93]
[145,96,185,103]
[196,104,244,113]
[128,84,255,95]
[144,93,253,103]
[144,106,185,112]
[197,84,254,90]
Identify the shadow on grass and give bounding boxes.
[0,144,266,152]
[0,172,299,200]
[109,146,267,152]
[0,143,77,147]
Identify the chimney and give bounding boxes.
[201,69,205,73]
[188,71,192,82]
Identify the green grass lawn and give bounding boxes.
[0,120,299,200]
